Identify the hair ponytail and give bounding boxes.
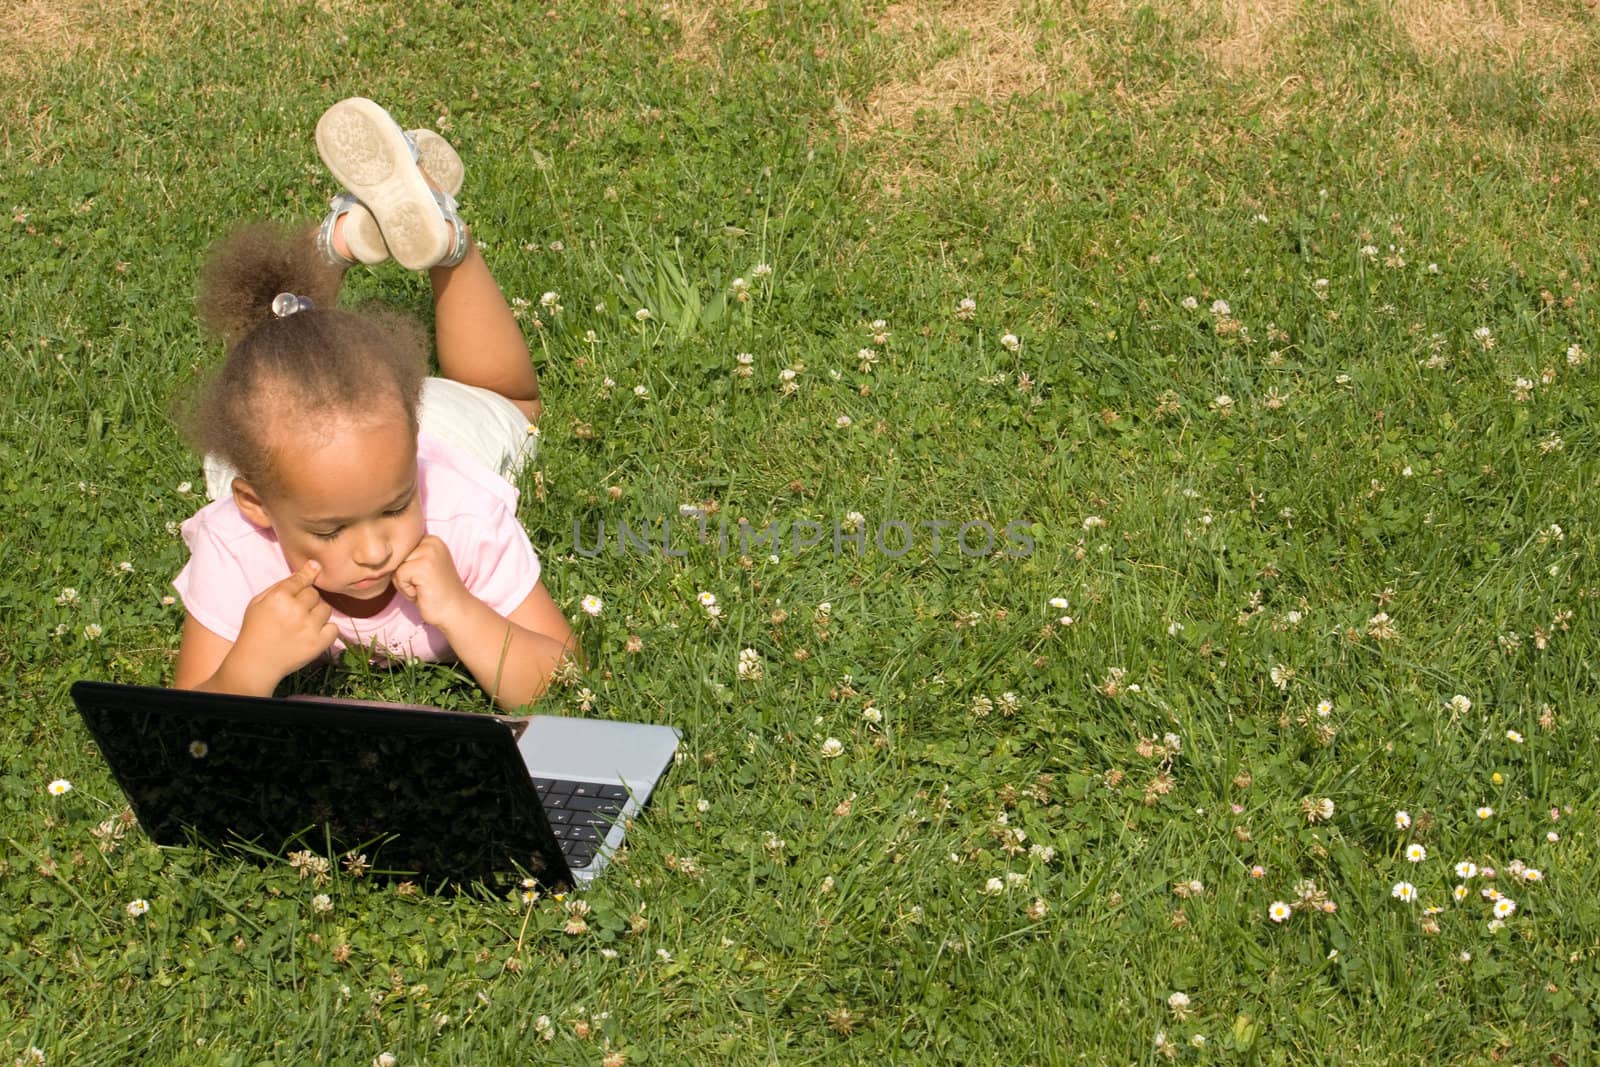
[178,222,427,495]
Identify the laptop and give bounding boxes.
[69,681,680,889]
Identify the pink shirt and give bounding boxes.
[173,432,541,663]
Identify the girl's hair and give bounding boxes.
[180,222,428,496]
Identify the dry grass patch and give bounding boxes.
[1394,0,1596,73]
[1200,0,1301,75]
[859,0,1090,135]
[0,0,158,82]
[669,0,767,69]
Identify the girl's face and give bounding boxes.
[235,415,426,612]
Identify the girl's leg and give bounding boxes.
[428,244,541,423]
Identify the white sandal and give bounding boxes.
[316,131,465,268]
[315,98,468,271]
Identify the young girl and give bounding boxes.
[172,97,574,708]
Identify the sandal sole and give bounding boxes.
[316,98,447,271]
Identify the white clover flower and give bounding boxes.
[1406,843,1426,863]
[126,898,150,917]
[48,778,72,796]
[1268,901,1291,922]
[634,307,652,322]
[55,587,79,606]
[819,875,835,893]
[1168,991,1191,1014]
[1029,844,1056,863]
[983,877,1005,895]
[540,291,560,308]
[751,262,772,280]
[633,384,648,398]
[1181,296,1199,310]
[1000,333,1021,352]
[1473,325,1494,349]
[695,797,710,813]
[312,893,333,914]
[1449,694,1472,714]
[835,415,852,429]
[1394,810,1411,830]
[1210,299,1231,317]
[176,481,193,495]
[1166,621,1183,636]
[861,706,882,725]
[118,561,133,573]
[1211,394,1234,414]
[1391,882,1417,903]
[1082,515,1106,530]
[736,648,763,680]
[956,297,977,320]
[820,737,843,758]
[580,595,604,617]
[83,623,103,640]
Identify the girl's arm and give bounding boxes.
[433,580,577,708]
[173,560,338,696]
[394,535,575,708]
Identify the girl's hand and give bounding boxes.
[394,535,472,629]
[232,559,340,689]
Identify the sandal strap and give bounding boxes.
[432,188,471,269]
[315,192,363,267]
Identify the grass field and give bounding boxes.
[6,0,1600,1061]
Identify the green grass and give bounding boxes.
[6,0,1600,1061]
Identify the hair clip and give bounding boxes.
[271,292,314,318]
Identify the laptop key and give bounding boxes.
[567,846,597,867]
[548,809,573,825]
[532,778,559,793]
[545,780,577,795]
[598,785,629,801]
[568,824,600,843]
[543,793,569,810]
[571,782,598,797]
[566,794,615,813]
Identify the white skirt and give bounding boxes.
[203,378,537,501]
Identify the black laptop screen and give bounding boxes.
[71,682,569,887]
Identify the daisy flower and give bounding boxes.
[47,779,72,796]
[1493,897,1517,919]
[1454,884,1469,902]
[1506,730,1524,744]
[1406,843,1427,863]
[126,898,150,917]
[580,595,604,617]
[1268,901,1291,922]
[1394,810,1411,830]
[1391,882,1417,903]
[1477,806,1495,820]
[697,591,717,608]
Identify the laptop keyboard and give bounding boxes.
[531,778,630,868]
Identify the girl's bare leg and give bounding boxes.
[427,243,541,423]
[328,210,540,421]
